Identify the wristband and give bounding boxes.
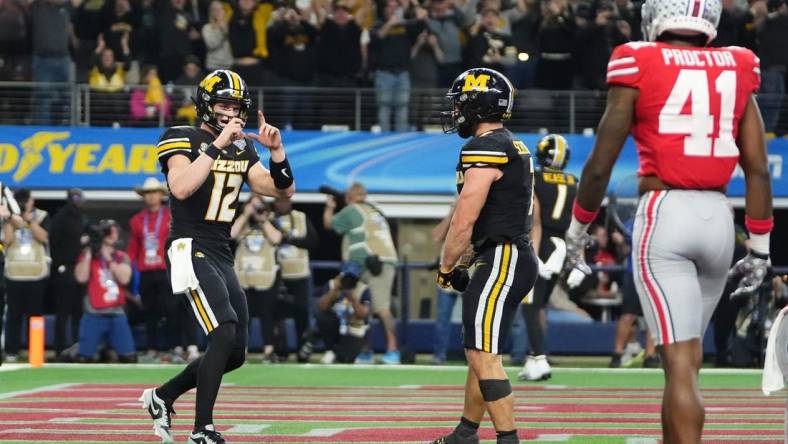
[204,143,222,160]
[745,215,773,235]
[270,157,294,189]
[567,217,590,240]
[572,201,599,224]
[749,232,770,257]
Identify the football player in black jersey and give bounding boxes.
[517,134,577,382]
[138,69,295,444]
[433,68,538,444]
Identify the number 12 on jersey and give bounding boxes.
[205,172,242,222]
[659,69,738,158]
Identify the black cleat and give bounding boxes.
[139,388,175,443]
[188,428,226,444]
[643,354,661,368]
[429,433,480,444]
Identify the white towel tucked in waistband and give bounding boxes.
[167,238,200,294]
[763,306,788,395]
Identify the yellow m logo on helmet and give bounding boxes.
[462,74,490,92]
[200,75,222,92]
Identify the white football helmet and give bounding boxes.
[641,0,722,44]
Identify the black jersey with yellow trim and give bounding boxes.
[534,167,578,238]
[456,128,534,248]
[157,126,261,259]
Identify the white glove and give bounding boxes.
[537,258,554,280]
[728,252,769,299]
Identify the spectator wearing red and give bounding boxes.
[128,178,191,363]
[74,220,136,363]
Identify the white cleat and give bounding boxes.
[320,350,336,364]
[518,354,552,381]
[139,388,175,443]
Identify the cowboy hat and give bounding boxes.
[134,177,168,196]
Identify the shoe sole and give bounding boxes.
[518,372,551,382]
[139,389,175,443]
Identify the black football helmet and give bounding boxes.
[441,68,514,138]
[193,69,252,132]
[536,134,570,170]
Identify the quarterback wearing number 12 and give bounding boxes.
[563,0,773,442]
[137,70,295,444]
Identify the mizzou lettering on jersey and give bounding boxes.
[456,128,534,247]
[211,159,250,173]
[534,168,578,236]
[157,126,261,255]
[606,41,760,190]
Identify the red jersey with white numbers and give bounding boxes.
[606,41,761,189]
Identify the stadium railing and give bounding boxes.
[3,82,786,135]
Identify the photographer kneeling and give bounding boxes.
[303,263,371,364]
[74,220,136,363]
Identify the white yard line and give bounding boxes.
[225,424,271,434]
[302,428,347,437]
[0,383,76,400]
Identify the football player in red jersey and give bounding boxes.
[564,0,773,441]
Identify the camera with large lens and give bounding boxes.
[339,261,362,290]
[254,202,269,215]
[85,219,117,255]
[319,185,346,210]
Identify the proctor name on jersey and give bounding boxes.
[661,48,737,68]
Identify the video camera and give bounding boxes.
[319,185,346,210]
[339,261,362,290]
[84,219,118,255]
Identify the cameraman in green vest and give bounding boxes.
[323,182,400,365]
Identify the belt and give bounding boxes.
[474,234,532,254]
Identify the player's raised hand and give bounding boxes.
[246,111,282,150]
[215,117,245,148]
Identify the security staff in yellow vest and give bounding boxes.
[0,185,20,364]
[323,182,400,365]
[2,189,50,362]
[231,195,284,363]
[271,196,318,362]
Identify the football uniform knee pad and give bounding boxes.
[225,347,246,372]
[478,379,512,402]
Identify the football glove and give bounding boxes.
[728,251,769,299]
[437,266,470,292]
[537,258,554,280]
[564,230,591,289]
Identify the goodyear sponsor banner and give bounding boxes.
[0,126,785,196]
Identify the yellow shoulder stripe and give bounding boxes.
[461,155,509,164]
[157,142,192,153]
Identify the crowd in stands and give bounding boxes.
[0,0,785,130]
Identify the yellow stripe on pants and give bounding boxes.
[191,289,214,333]
[482,244,511,352]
